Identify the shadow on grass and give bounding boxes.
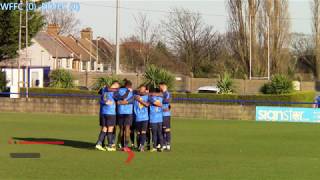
[13,137,96,150]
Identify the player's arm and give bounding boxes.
[115,91,131,105]
[113,90,128,101]
[135,95,150,107]
[106,88,118,92]
[98,88,103,95]
[149,97,162,107]
[123,93,134,105]
[102,92,108,102]
[113,91,125,105]
[162,92,171,111]
[115,89,131,102]
[120,89,131,100]
[102,92,113,105]
[163,92,171,104]
[313,99,318,108]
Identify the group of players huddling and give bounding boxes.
[95,79,171,152]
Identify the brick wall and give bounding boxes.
[172,103,255,120]
[0,97,256,120]
[74,72,315,94]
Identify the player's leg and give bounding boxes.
[162,124,167,149]
[130,120,135,148]
[136,131,140,150]
[158,123,164,152]
[163,116,171,150]
[139,121,148,152]
[150,123,158,152]
[99,114,106,147]
[135,121,141,150]
[123,115,132,148]
[112,124,116,148]
[146,122,151,150]
[124,125,131,148]
[106,115,116,151]
[117,115,124,149]
[106,126,115,151]
[95,115,107,151]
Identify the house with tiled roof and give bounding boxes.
[15,24,114,72]
[30,31,74,70]
[55,27,114,72]
[75,27,114,72]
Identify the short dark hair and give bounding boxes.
[138,84,147,89]
[159,82,166,85]
[154,88,161,93]
[148,87,156,93]
[123,79,132,87]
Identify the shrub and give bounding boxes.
[20,88,97,98]
[172,91,315,107]
[92,76,121,90]
[19,87,315,107]
[49,69,74,88]
[0,70,7,92]
[217,72,234,94]
[143,64,175,90]
[261,74,293,94]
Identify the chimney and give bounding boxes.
[80,27,93,40]
[47,24,60,36]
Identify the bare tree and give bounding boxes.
[248,0,261,75]
[259,0,290,74]
[43,8,80,35]
[227,0,290,77]
[134,13,158,67]
[291,33,315,76]
[161,8,221,77]
[226,0,250,77]
[311,0,320,79]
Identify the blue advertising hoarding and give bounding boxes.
[256,106,320,123]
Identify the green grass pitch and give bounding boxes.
[1,112,320,180]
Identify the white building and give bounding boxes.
[17,24,113,73]
[1,66,49,88]
[26,31,75,70]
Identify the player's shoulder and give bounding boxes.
[164,91,171,97]
[157,95,164,100]
[118,87,127,93]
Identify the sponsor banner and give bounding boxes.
[256,106,320,123]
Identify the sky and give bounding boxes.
[53,0,313,42]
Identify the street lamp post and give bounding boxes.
[25,0,29,98]
[17,0,22,97]
[249,15,252,80]
[41,50,44,67]
[115,0,120,74]
[267,15,271,80]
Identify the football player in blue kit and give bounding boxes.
[133,84,150,152]
[314,95,320,108]
[95,81,120,151]
[159,82,172,151]
[149,88,164,152]
[115,79,134,150]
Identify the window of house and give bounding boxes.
[91,61,95,71]
[57,59,61,68]
[72,61,77,69]
[66,59,70,68]
[82,61,87,71]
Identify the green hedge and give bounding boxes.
[19,88,316,107]
[20,88,98,97]
[172,91,316,107]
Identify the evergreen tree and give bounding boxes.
[0,0,46,60]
